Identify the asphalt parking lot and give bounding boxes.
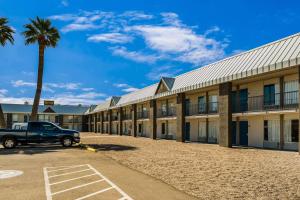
[0,143,196,200]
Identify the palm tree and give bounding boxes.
[0,17,14,128]
[23,17,60,121]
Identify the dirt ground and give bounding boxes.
[81,133,300,200]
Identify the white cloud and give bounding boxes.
[122,87,139,92]
[120,11,153,21]
[11,80,35,87]
[51,10,228,65]
[61,23,100,33]
[113,83,139,93]
[0,89,8,97]
[147,66,182,80]
[82,87,94,92]
[110,46,159,64]
[129,25,225,64]
[61,0,68,7]
[88,33,133,44]
[161,12,182,26]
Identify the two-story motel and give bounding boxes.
[88,33,300,152]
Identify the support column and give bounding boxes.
[298,66,300,154]
[205,118,209,143]
[236,85,240,113]
[236,117,240,145]
[88,115,91,132]
[132,104,137,137]
[118,108,123,136]
[280,76,284,109]
[149,100,157,139]
[280,114,284,150]
[108,110,112,135]
[219,82,233,147]
[93,114,96,133]
[176,93,186,142]
[100,112,104,134]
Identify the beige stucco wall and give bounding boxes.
[157,119,177,139]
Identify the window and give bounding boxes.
[264,120,268,141]
[24,115,28,122]
[198,96,206,113]
[264,120,280,142]
[41,123,58,132]
[264,84,279,107]
[209,95,218,112]
[208,121,218,139]
[291,120,299,142]
[12,114,18,122]
[284,80,298,105]
[162,123,166,135]
[185,99,190,115]
[29,122,42,132]
[198,121,206,138]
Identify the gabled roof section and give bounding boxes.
[155,77,175,94]
[43,107,55,113]
[110,96,121,106]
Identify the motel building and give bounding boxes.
[86,33,300,152]
[0,101,89,131]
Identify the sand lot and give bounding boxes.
[81,133,300,200]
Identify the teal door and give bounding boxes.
[232,121,237,145]
[185,122,190,141]
[240,121,248,146]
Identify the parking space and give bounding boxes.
[0,143,196,200]
[44,164,133,200]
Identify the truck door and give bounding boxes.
[39,122,61,142]
[27,122,43,142]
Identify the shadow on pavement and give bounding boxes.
[0,144,79,155]
[87,144,137,152]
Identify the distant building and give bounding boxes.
[0,101,90,131]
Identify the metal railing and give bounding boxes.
[185,102,218,116]
[103,115,109,122]
[137,111,149,119]
[234,91,299,112]
[157,106,176,118]
[122,113,132,120]
[112,114,118,121]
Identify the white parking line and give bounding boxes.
[47,164,87,173]
[48,169,90,178]
[43,164,134,200]
[52,179,105,196]
[50,173,97,186]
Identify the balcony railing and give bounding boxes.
[185,102,218,116]
[137,111,149,119]
[233,91,299,112]
[112,114,118,121]
[122,113,132,120]
[157,106,176,118]
[103,116,109,122]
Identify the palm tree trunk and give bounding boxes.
[31,44,45,121]
[0,104,6,128]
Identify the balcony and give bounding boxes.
[185,102,218,116]
[122,113,132,120]
[137,111,149,119]
[112,114,118,121]
[103,116,109,122]
[233,91,298,112]
[157,106,176,118]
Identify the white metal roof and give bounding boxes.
[89,32,300,113]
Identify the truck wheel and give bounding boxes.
[62,137,73,147]
[3,137,17,149]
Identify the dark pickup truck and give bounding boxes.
[0,121,80,149]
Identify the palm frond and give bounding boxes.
[22,16,60,47]
[0,17,15,46]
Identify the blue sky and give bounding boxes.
[0,0,299,105]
